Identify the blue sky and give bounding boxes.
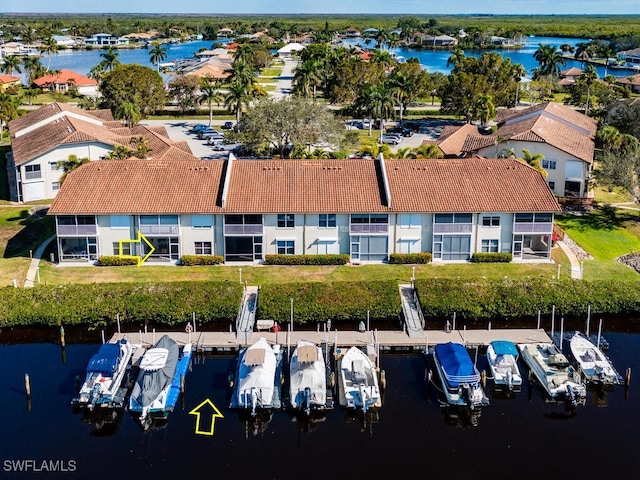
[1,1,639,15]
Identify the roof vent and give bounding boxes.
[67,126,72,133]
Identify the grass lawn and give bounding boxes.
[593,185,637,204]
[260,68,283,76]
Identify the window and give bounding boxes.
[542,159,557,170]
[435,213,472,224]
[194,241,212,255]
[482,216,500,227]
[399,213,420,228]
[548,181,555,190]
[192,215,213,229]
[277,214,294,228]
[52,182,60,191]
[319,214,336,228]
[482,239,499,252]
[24,165,41,180]
[277,240,295,255]
[110,215,130,228]
[112,242,131,256]
[50,162,62,171]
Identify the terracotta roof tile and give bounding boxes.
[435,123,482,157]
[33,69,97,87]
[384,158,560,213]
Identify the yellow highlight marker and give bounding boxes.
[189,399,224,436]
[117,231,155,267]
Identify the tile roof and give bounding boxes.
[0,73,21,84]
[435,123,485,157]
[8,102,104,134]
[33,69,97,87]
[384,158,560,213]
[499,102,597,137]
[223,159,388,213]
[48,159,225,215]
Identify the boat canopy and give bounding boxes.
[86,343,121,376]
[490,340,519,357]
[435,342,480,387]
[130,335,179,408]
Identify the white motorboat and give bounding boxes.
[72,338,135,410]
[486,340,523,392]
[129,335,193,425]
[518,342,586,405]
[433,342,490,408]
[568,332,622,386]
[231,337,281,415]
[289,340,329,414]
[338,345,380,412]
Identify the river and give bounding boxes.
[1,319,639,480]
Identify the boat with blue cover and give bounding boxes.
[433,342,490,408]
[486,340,523,392]
[128,335,193,427]
[72,338,135,410]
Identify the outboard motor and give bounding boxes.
[304,387,311,415]
[567,385,578,407]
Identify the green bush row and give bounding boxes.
[264,254,350,265]
[470,253,513,263]
[388,252,432,264]
[97,256,139,266]
[180,255,224,266]
[0,282,243,328]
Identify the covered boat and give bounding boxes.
[129,335,192,425]
[231,337,281,415]
[289,340,329,414]
[568,332,622,386]
[486,340,523,392]
[338,346,380,412]
[72,338,135,410]
[518,342,586,405]
[433,342,489,408]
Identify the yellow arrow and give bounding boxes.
[117,231,155,267]
[189,399,224,436]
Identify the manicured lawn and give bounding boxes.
[260,68,283,76]
[593,185,636,204]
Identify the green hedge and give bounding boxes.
[0,282,243,328]
[180,255,224,266]
[97,256,139,266]
[470,253,513,263]
[256,280,401,324]
[264,254,350,265]
[388,252,432,264]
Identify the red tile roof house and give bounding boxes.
[425,102,597,201]
[32,69,99,97]
[7,102,196,203]
[47,156,560,265]
[0,73,22,92]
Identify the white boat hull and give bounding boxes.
[432,345,489,408]
[486,342,522,391]
[569,333,622,386]
[289,341,328,412]
[232,337,280,414]
[339,346,380,411]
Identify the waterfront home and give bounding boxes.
[615,73,640,93]
[32,69,99,97]
[0,73,21,91]
[47,156,559,264]
[7,103,196,203]
[617,47,640,69]
[427,102,596,201]
[84,33,129,47]
[277,43,305,59]
[217,28,234,37]
[558,67,583,87]
[51,35,76,48]
[0,41,40,58]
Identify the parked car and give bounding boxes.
[380,135,400,145]
[205,134,225,144]
[198,128,221,139]
[190,124,209,133]
[221,121,234,130]
[209,143,225,151]
[387,127,414,137]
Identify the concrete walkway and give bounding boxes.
[270,58,297,99]
[23,235,55,287]
[556,240,583,280]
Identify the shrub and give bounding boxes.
[263,254,350,265]
[97,256,139,266]
[180,255,224,266]
[471,253,512,263]
[388,252,432,264]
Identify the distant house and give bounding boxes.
[344,27,361,37]
[84,33,129,46]
[427,102,597,200]
[489,36,516,46]
[618,47,640,69]
[559,67,583,87]
[615,73,640,93]
[217,28,234,37]
[0,73,22,91]
[52,35,75,48]
[277,42,305,59]
[414,34,458,47]
[33,69,99,97]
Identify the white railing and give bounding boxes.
[433,224,472,234]
[513,222,553,234]
[224,225,263,235]
[139,225,180,235]
[57,225,97,235]
[349,224,388,234]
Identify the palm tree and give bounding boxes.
[20,88,40,106]
[115,101,141,127]
[132,136,150,158]
[105,145,134,159]
[39,36,59,71]
[0,92,20,142]
[511,63,526,107]
[533,44,565,78]
[447,46,466,70]
[520,148,547,177]
[57,154,89,185]
[413,144,443,159]
[578,65,599,116]
[99,46,121,72]
[0,55,22,75]
[223,79,252,124]
[292,59,322,100]
[22,56,45,84]
[473,93,496,126]
[232,43,256,66]
[198,76,224,126]
[369,83,396,138]
[149,44,168,72]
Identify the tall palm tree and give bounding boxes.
[292,59,322,100]
[0,55,22,75]
[149,44,168,72]
[473,93,496,126]
[20,88,40,106]
[57,154,89,185]
[520,148,547,177]
[39,36,59,72]
[22,56,44,84]
[99,46,121,72]
[447,46,466,70]
[232,43,256,67]
[198,76,224,126]
[511,63,526,107]
[578,65,599,116]
[0,92,20,141]
[533,44,565,78]
[223,79,252,124]
[115,101,141,127]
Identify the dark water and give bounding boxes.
[2,326,640,480]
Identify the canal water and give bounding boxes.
[1,320,640,479]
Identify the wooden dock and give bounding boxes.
[109,327,551,354]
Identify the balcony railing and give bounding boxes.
[23,171,42,180]
[57,225,97,235]
[224,224,263,236]
[139,225,180,235]
[513,222,553,234]
[350,224,388,234]
[433,223,473,234]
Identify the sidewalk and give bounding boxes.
[556,240,583,280]
[23,235,55,288]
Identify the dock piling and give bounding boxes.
[625,367,632,388]
[117,313,121,334]
[60,325,65,347]
[597,318,603,349]
[537,310,541,330]
[481,370,486,388]
[101,330,105,344]
[586,305,591,337]
[24,374,31,398]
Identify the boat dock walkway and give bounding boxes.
[235,286,259,341]
[109,327,552,354]
[399,283,426,338]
